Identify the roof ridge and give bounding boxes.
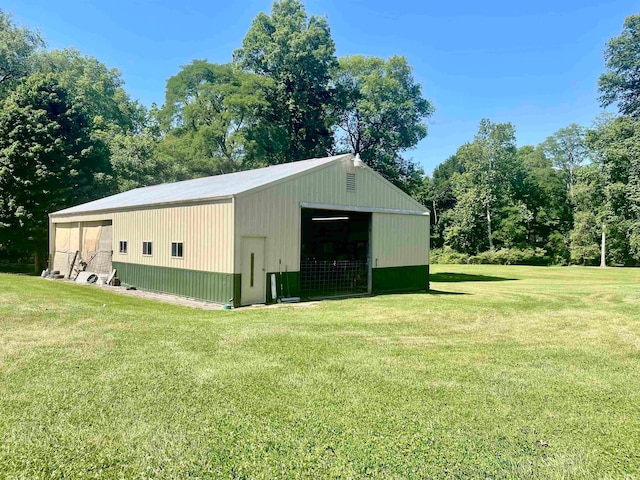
[51,154,350,216]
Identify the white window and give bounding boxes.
[119,241,128,254]
[142,241,152,256]
[171,242,183,258]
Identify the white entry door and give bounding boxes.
[241,237,266,305]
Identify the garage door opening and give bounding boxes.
[52,220,113,277]
[300,208,371,298]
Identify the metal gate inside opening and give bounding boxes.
[300,208,370,298]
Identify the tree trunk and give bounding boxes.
[34,250,40,275]
[600,225,606,268]
[569,164,575,192]
[486,206,494,250]
[432,199,438,226]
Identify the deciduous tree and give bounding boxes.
[447,120,518,252]
[540,123,588,190]
[0,9,43,98]
[599,14,640,118]
[515,145,571,261]
[0,74,111,269]
[36,48,143,135]
[234,0,337,163]
[418,154,464,247]
[334,55,433,194]
[158,61,271,177]
[575,115,640,265]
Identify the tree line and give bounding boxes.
[420,13,640,267]
[0,2,638,269]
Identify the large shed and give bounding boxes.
[49,154,430,306]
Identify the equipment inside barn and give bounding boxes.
[300,208,371,298]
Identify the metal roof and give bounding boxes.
[52,154,352,215]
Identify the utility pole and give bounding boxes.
[600,224,606,268]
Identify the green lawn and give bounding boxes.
[1,266,639,478]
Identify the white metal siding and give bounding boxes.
[372,213,430,268]
[112,199,234,273]
[234,158,428,273]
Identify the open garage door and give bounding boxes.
[81,221,113,275]
[300,208,370,299]
[52,223,80,277]
[52,220,113,277]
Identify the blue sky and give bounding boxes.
[5,0,640,174]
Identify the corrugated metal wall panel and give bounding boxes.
[371,213,430,268]
[372,265,429,293]
[112,199,234,274]
[112,261,238,304]
[234,158,429,274]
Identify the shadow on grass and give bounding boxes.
[430,272,517,283]
[372,289,468,297]
[302,288,469,302]
[426,289,467,295]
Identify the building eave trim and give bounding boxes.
[50,195,235,218]
[300,201,429,216]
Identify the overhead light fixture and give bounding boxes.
[311,216,349,221]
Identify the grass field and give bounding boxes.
[1,265,639,478]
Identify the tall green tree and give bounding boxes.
[0,9,43,98]
[515,145,571,261]
[570,164,604,265]
[109,130,166,193]
[36,49,162,192]
[540,123,588,190]
[108,103,169,192]
[599,14,640,118]
[334,55,433,194]
[573,115,640,265]
[445,146,489,254]
[0,74,111,269]
[36,48,143,134]
[418,154,464,247]
[158,61,271,177]
[234,0,337,163]
[446,120,519,252]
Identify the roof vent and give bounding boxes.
[346,173,356,191]
[353,154,365,168]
